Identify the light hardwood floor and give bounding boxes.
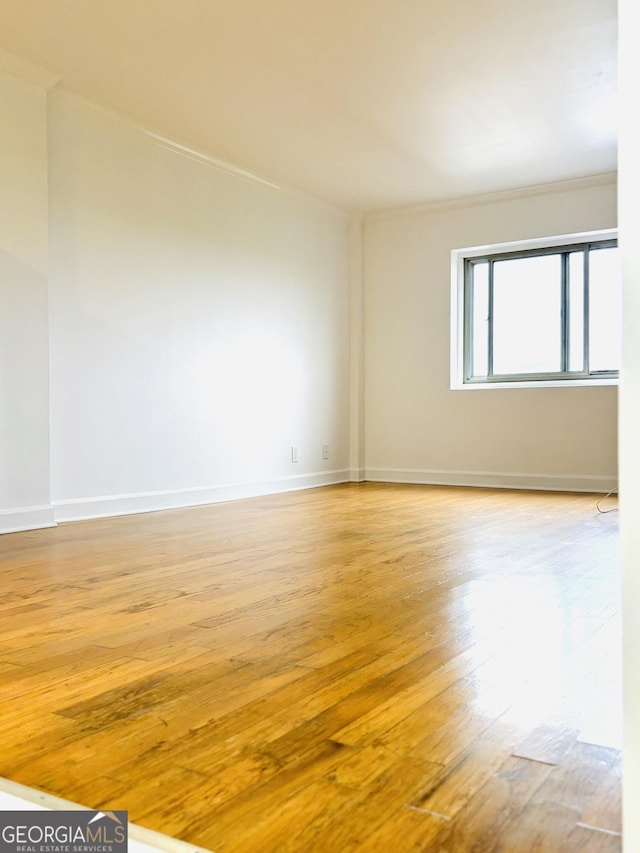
[0,483,621,851]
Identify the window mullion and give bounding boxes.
[463,260,473,381]
[488,260,494,377]
[583,248,590,375]
[561,253,569,372]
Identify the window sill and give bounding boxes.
[451,377,619,390]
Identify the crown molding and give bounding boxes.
[143,130,283,192]
[142,125,351,220]
[0,48,59,90]
[51,88,351,220]
[363,172,618,222]
[54,89,282,191]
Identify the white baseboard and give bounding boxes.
[1,467,615,534]
[52,469,351,522]
[0,504,57,534]
[365,467,617,494]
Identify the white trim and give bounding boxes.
[364,173,617,221]
[0,48,59,89]
[144,130,282,192]
[349,468,366,482]
[52,470,351,522]
[453,377,619,390]
[51,89,350,219]
[0,504,57,535]
[365,468,617,494]
[54,89,279,191]
[453,228,618,260]
[0,777,214,853]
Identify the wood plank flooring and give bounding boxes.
[0,483,621,851]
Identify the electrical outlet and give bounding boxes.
[291,446,298,463]
[322,444,329,460]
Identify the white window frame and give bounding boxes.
[450,229,619,390]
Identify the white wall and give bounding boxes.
[0,70,53,532]
[45,94,351,519]
[619,0,640,845]
[0,67,621,532]
[363,180,618,491]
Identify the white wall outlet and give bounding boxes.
[322,444,329,460]
[291,446,298,463]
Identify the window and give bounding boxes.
[450,230,620,389]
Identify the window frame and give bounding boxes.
[450,229,619,390]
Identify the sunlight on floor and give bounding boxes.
[458,574,622,748]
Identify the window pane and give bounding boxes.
[471,262,488,377]
[589,247,621,372]
[492,254,562,375]
[569,251,585,372]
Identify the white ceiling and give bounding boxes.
[0,0,617,211]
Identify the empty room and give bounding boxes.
[1,0,638,851]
